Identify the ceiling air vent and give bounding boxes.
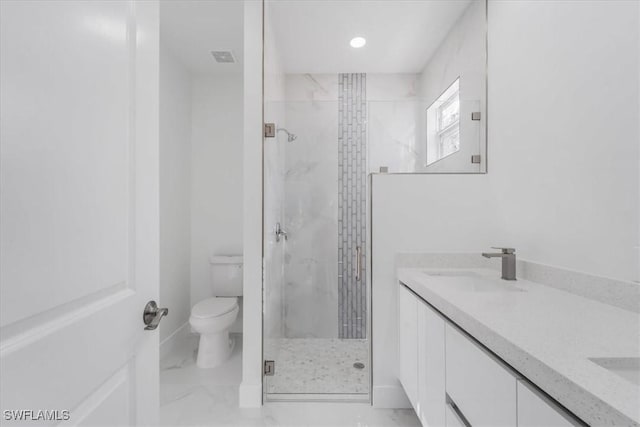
[211,50,236,63]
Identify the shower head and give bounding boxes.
[277,128,297,142]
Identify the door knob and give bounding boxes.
[143,301,168,331]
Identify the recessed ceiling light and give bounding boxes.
[350,37,366,48]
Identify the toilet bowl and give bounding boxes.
[189,296,239,368]
[191,255,243,368]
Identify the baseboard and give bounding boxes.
[239,381,262,408]
[372,385,411,409]
[159,321,190,360]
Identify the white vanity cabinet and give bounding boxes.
[398,285,447,426]
[397,283,583,427]
[398,286,445,427]
[517,381,578,427]
[417,295,446,426]
[398,284,419,407]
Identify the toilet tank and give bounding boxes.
[209,255,243,296]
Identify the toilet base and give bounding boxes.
[196,331,235,368]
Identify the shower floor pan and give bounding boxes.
[264,338,369,401]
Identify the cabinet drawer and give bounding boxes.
[445,324,517,426]
[517,381,581,426]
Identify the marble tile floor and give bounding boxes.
[160,333,420,426]
[264,338,369,395]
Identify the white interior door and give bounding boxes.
[0,1,160,425]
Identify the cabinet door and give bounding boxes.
[445,324,517,426]
[517,381,580,426]
[417,301,446,427]
[398,285,418,408]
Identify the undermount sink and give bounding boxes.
[422,270,525,293]
[589,357,640,386]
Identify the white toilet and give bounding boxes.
[189,255,242,368]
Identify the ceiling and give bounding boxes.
[160,1,243,75]
[268,0,473,74]
[159,0,473,76]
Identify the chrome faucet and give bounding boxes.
[482,247,517,280]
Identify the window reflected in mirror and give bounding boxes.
[427,78,460,166]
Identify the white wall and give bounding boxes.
[159,44,192,343]
[371,174,498,407]
[190,74,244,332]
[372,0,640,408]
[488,0,639,283]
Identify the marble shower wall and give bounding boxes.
[282,74,339,338]
[266,74,425,339]
[366,74,421,174]
[367,99,423,173]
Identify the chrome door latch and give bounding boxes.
[143,301,168,331]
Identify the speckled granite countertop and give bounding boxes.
[398,268,640,427]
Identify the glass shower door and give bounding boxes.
[262,99,370,400]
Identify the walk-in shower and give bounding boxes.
[261,0,487,402]
[263,94,369,400]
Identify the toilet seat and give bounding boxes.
[191,297,238,319]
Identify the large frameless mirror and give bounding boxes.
[367,0,488,174]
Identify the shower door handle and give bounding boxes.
[355,246,362,281]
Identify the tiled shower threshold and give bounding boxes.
[264,338,370,400]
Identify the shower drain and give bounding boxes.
[353,362,365,370]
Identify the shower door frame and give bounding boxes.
[259,105,374,403]
[260,3,373,398]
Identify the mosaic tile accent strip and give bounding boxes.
[338,73,367,339]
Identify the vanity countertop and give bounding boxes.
[397,267,640,427]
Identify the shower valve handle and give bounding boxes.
[275,222,288,242]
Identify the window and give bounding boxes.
[426,78,460,165]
